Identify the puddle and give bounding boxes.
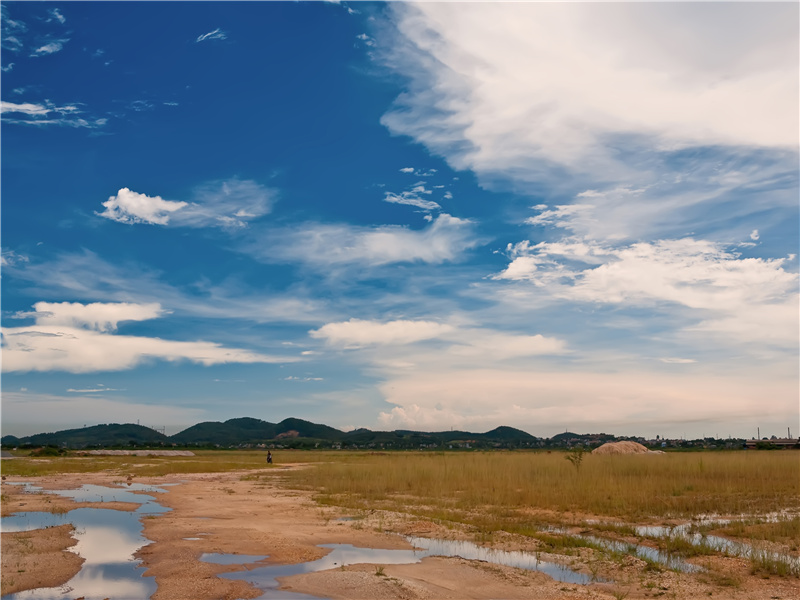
[217,537,594,599]
[1,484,170,599]
[201,552,269,565]
[632,523,800,570]
[558,520,800,574]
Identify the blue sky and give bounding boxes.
[2,1,798,439]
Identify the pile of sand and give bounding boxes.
[591,441,650,455]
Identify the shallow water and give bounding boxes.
[210,536,594,600]
[1,483,169,599]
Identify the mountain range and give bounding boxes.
[0,417,572,450]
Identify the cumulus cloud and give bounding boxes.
[196,28,227,43]
[2,302,297,373]
[97,188,187,225]
[253,213,480,268]
[381,2,798,185]
[310,318,454,348]
[97,180,275,228]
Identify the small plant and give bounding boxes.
[564,447,586,472]
[375,566,386,577]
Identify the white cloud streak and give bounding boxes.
[2,302,298,373]
[196,28,227,43]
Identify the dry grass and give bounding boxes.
[286,451,800,521]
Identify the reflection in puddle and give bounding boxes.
[201,552,269,565]
[215,537,594,600]
[1,483,169,599]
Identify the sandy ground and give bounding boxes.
[1,467,798,600]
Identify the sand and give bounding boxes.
[591,441,650,455]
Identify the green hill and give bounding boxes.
[6,423,168,448]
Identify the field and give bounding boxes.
[1,449,799,599]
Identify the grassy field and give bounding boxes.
[285,450,800,521]
[2,448,799,580]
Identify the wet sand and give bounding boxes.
[1,468,798,600]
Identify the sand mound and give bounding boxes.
[592,441,649,455]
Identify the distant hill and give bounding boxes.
[3,418,679,450]
[2,423,168,448]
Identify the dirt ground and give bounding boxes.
[1,467,798,600]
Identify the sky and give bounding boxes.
[1,1,798,440]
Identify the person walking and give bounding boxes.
[267,450,273,464]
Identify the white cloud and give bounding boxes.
[310,318,454,348]
[196,28,227,43]
[1,100,106,129]
[494,237,799,347]
[97,180,274,228]
[2,302,297,373]
[97,188,187,225]
[31,40,67,56]
[399,167,415,173]
[384,189,441,211]
[750,229,760,241]
[1,63,14,72]
[380,2,797,189]
[255,213,480,268]
[24,301,164,332]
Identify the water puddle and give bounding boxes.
[201,552,269,565]
[631,523,800,570]
[1,483,170,599]
[212,536,594,599]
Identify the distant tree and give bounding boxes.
[565,446,586,472]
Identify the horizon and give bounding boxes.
[2,2,798,441]
[2,415,793,443]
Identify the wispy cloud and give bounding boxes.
[245,213,481,268]
[47,9,66,25]
[381,3,798,188]
[2,249,331,325]
[1,100,106,129]
[1,5,27,53]
[3,302,299,373]
[384,181,441,211]
[196,28,227,43]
